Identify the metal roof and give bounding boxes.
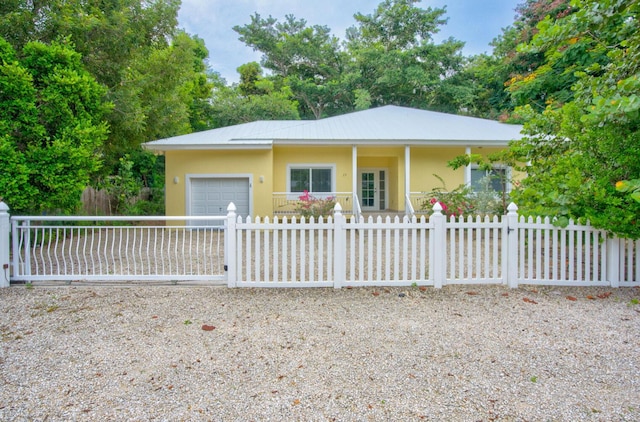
[144,105,523,151]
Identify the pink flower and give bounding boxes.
[299,190,311,201]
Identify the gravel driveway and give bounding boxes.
[1,284,639,421]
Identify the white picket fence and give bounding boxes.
[226,202,639,288]
[0,201,638,287]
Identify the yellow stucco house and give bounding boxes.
[143,105,523,218]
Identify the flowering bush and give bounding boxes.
[420,175,506,217]
[295,190,336,219]
[421,183,474,217]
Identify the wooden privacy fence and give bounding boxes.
[0,201,638,287]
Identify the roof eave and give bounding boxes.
[272,138,514,147]
[143,143,274,152]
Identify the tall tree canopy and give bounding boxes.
[209,62,300,128]
[234,13,351,119]
[509,0,640,238]
[0,0,180,86]
[463,0,575,120]
[346,0,472,113]
[0,37,109,214]
[0,0,212,174]
[234,0,473,118]
[105,30,212,158]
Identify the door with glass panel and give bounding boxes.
[358,169,387,211]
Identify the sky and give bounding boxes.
[177,0,522,84]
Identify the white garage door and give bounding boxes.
[190,178,250,224]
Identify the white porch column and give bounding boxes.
[352,145,357,213]
[465,146,472,186]
[404,145,411,209]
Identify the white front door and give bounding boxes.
[358,169,387,211]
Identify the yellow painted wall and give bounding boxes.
[164,145,515,217]
[409,146,515,193]
[165,149,273,216]
[410,147,467,192]
[272,146,353,192]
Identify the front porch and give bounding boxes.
[272,191,428,219]
[272,192,359,217]
[270,145,484,218]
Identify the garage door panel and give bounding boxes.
[190,177,250,225]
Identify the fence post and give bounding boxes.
[333,203,345,289]
[226,202,237,288]
[506,202,519,288]
[0,202,9,288]
[606,236,620,288]
[431,202,445,288]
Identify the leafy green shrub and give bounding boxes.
[471,175,506,216]
[420,175,474,217]
[98,155,140,215]
[616,180,640,203]
[95,149,165,216]
[124,187,165,216]
[421,174,507,217]
[295,190,335,219]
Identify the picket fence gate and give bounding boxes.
[1,201,638,288]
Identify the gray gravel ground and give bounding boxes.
[1,284,639,421]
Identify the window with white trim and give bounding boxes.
[287,165,335,195]
[469,165,510,193]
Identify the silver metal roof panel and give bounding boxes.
[144,105,523,151]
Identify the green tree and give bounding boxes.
[509,0,640,238]
[106,31,212,154]
[462,0,575,120]
[209,63,299,128]
[237,61,264,96]
[0,0,211,175]
[346,0,471,112]
[234,13,352,119]
[0,37,110,214]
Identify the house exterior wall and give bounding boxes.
[410,146,515,191]
[272,145,353,193]
[163,145,514,217]
[165,149,273,216]
[409,146,466,193]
